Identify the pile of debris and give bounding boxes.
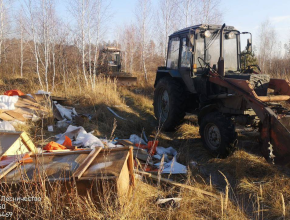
[0,89,90,131]
[0,90,50,124]
[0,89,190,202]
[116,134,187,175]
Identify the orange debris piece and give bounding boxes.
[43,136,73,151]
[0,153,33,168]
[62,136,72,147]
[4,90,25,96]
[44,141,67,151]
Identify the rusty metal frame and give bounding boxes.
[208,71,290,164]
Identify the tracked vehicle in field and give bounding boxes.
[154,24,290,164]
[99,47,137,87]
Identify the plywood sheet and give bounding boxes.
[0,113,15,121]
[5,110,26,121]
[0,132,36,157]
[0,133,21,155]
[3,153,88,183]
[83,150,129,178]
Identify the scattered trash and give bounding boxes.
[155,157,187,174]
[54,102,77,121]
[48,125,54,132]
[107,107,127,120]
[36,90,51,95]
[4,90,25,96]
[0,121,15,131]
[156,197,182,208]
[142,130,148,143]
[129,134,147,145]
[0,95,19,110]
[56,125,104,148]
[117,136,187,175]
[56,119,70,128]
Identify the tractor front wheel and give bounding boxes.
[200,112,237,157]
[154,77,186,131]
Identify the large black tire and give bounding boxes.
[199,112,237,157]
[153,77,186,131]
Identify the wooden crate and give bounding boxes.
[0,147,134,200]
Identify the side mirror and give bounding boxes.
[246,38,252,54]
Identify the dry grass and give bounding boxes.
[0,72,290,219]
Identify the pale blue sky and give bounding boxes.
[12,0,290,48]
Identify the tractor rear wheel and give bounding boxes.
[154,77,186,131]
[200,112,237,157]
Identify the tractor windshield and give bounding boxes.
[108,52,121,66]
[199,31,238,72]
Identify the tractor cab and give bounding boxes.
[157,24,265,95]
[167,24,240,75]
[102,47,122,73]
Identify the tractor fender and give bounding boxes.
[154,69,182,87]
[198,104,219,125]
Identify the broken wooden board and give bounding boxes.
[73,147,102,179]
[136,170,220,200]
[0,131,37,158]
[0,112,15,121]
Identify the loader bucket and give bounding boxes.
[269,115,290,165]
[108,75,137,87]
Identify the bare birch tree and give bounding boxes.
[136,0,152,81]
[258,20,277,74]
[0,0,11,65]
[16,9,26,77]
[157,0,178,64]
[180,0,222,27]
[70,0,111,88]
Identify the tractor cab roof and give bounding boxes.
[102,47,121,52]
[170,24,237,37]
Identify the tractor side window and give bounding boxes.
[196,36,205,68]
[181,38,191,68]
[167,37,180,69]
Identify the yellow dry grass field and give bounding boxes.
[0,73,289,220]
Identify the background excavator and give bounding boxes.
[97,47,137,87]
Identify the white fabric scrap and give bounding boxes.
[0,95,19,110]
[129,134,147,145]
[156,146,177,157]
[56,125,104,148]
[55,104,75,120]
[36,90,51,95]
[0,121,15,131]
[154,147,187,174]
[155,158,187,174]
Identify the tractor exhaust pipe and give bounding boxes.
[218,23,226,77]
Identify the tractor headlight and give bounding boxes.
[204,30,211,38]
[201,30,211,38]
[225,32,235,39]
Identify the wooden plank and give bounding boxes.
[128,147,135,186]
[79,176,116,181]
[31,147,130,157]
[116,139,135,147]
[20,132,37,154]
[0,160,20,180]
[31,149,92,157]
[0,153,32,180]
[136,170,220,200]
[5,110,27,121]
[73,147,102,179]
[0,112,15,121]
